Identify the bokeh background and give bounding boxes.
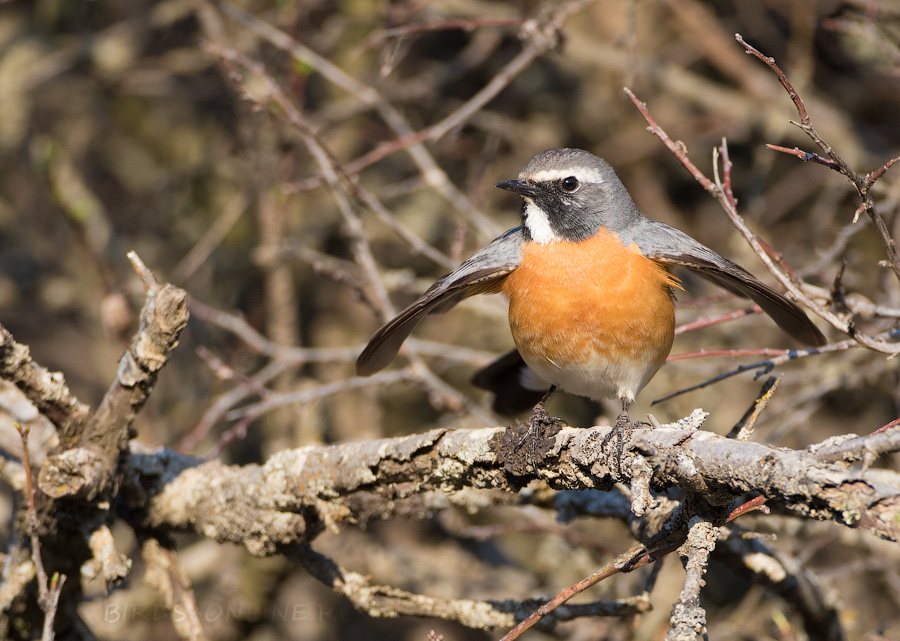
[1,0,899,639]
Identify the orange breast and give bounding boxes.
[501,228,679,401]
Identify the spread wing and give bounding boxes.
[356,227,524,376]
[628,220,826,347]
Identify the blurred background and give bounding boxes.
[1,0,899,639]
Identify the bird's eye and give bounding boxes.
[560,176,580,192]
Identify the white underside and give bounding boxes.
[518,350,661,405]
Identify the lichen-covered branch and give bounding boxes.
[122,416,900,551]
[39,259,189,501]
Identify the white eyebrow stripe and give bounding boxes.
[525,166,606,184]
[523,201,562,244]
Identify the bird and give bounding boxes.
[356,148,825,425]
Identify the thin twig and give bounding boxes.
[667,348,789,362]
[500,491,769,640]
[224,369,415,421]
[736,34,900,284]
[378,17,524,41]
[39,573,64,641]
[127,250,159,293]
[654,330,898,404]
[210,44,496,422]
[735,375,781,441]
[214,1,499,236]
[625,86,900,355]
[766,144,841,170]
[497,542,664,640]
[274,2,594,221]
[15,423,67,641]
[726,495,770,520]
[872,416,900,436]
[673,305,761,336]
[15,423,49,607]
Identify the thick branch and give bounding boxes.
[0,326,90,443]
[667,517,719,641]
[123,417,900,551]
[39,263,189,501]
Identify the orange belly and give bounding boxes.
[501,229,679,404]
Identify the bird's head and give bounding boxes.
[497,148,642,244]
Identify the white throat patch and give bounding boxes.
[523,200,562,244]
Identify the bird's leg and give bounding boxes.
[527,386,557,429]
[515,386,560,475]
[516,386,558,448]
[613,398,633,478]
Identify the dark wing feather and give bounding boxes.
[356,227,524,376]
[471,348,548,416]
[628,221,826,347]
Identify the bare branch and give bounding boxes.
[214,1,500,237]
[0,328,91,444]
[38,256,189,500]
[666,517,719,641]
[143,539,209,641]
[625,86,900,355]
[123,416,900,560]
[736,34,900,284]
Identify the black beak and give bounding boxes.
[496,179,540,197]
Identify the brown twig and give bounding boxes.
[624,87,717,194]
[188,297,362,362]
[625,86,900,355]
[765,144,841,170]
[497,542,663,640]
[15,423,49,606]
[726,495,769,521]
[736,34,900,285]
[865,156,900,186]
[179,359,291,454]
[714,138,736,208]
[223,369,414,421]
[209,43,496,422]
[273,2,593,222]
[214,1,499,237]
[673,305,761,336]
[502,487,772,640]
[653,331,900,404]
[15,423,67,641]
[757,236,803,281]
[202,415,255,460]
[350,2,589,170]
[667,347,788,362]
[872,416,900,436]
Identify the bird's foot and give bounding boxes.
[494,401,563,478]
[600,410,639,480]
[614,411,633,478]
[516,401,562,444]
